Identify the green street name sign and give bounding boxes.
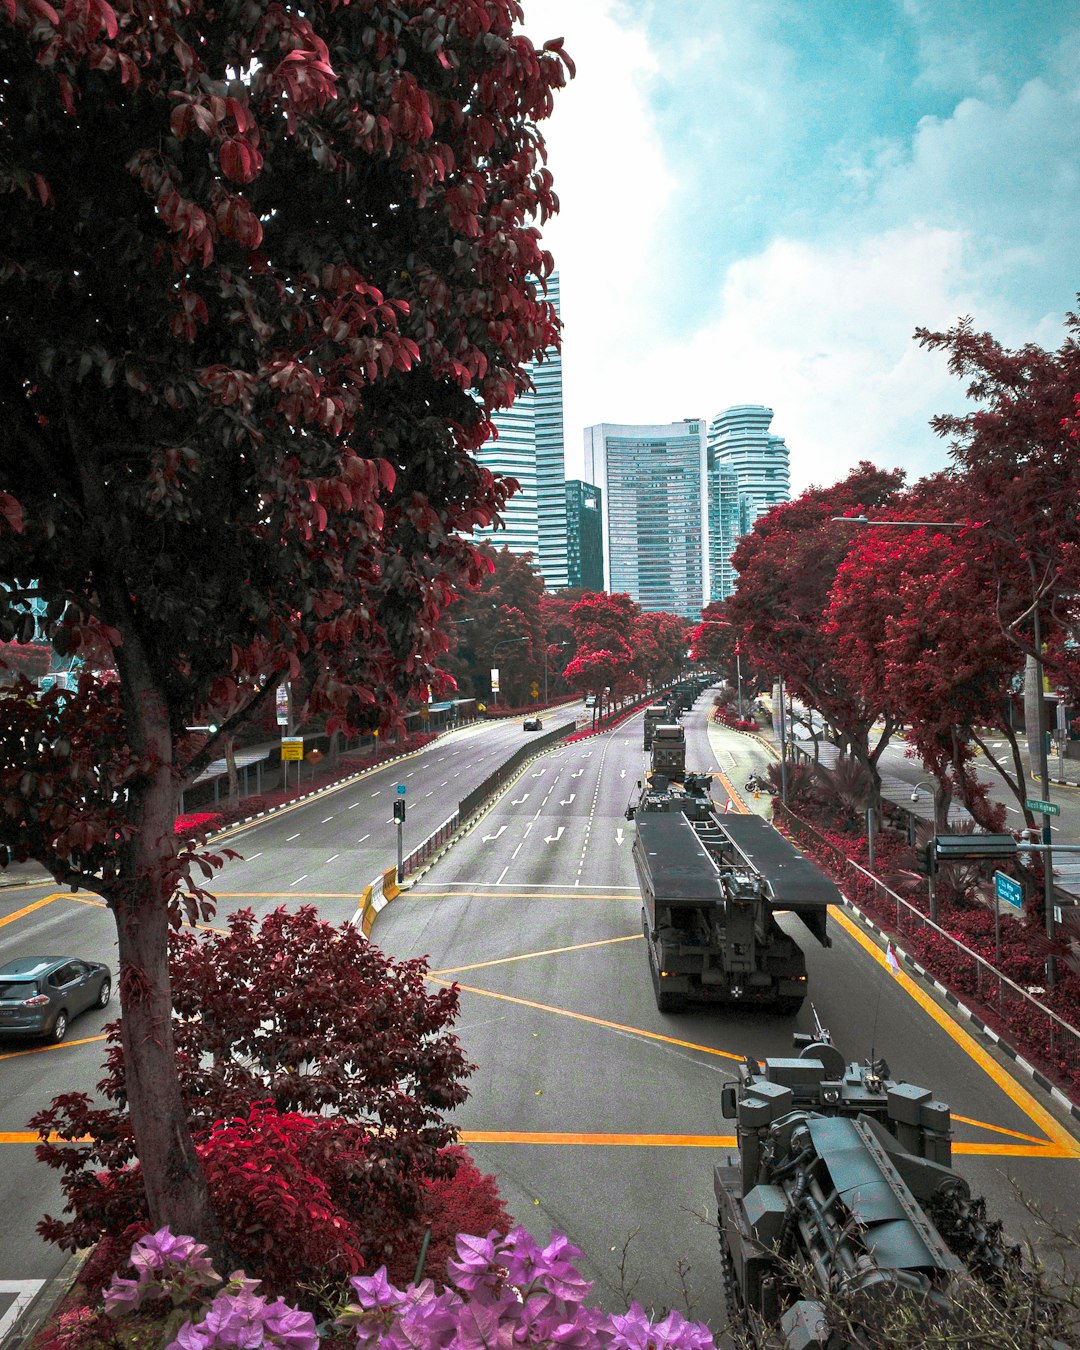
[1025,798,1061,816]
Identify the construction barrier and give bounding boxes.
[355,866,401,937]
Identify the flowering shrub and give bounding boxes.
[709,706,758,734]
[102,1224,717,1350]
[175,811,225,836]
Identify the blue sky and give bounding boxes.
[528,0,1080,491]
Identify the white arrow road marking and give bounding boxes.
[483,825,507,842]
[511,793,530,804]
[615,828,625,846]
[620,769,626,778]
[560,794,576,806]
[570,769,585,779]
[544,827,565,844]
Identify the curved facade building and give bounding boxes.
[706,405,790,601]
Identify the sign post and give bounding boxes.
[993,871,1023,968]
[281,736,304,795]
[490,667,500,707]
[394,784,407,882]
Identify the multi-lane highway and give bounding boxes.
[1,691,1078,1336]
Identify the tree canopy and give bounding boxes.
[0,0,572,1244]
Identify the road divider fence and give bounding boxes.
[775,799,1080,1101]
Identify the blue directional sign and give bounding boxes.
[994,871,1023,912]
[396,783,407,796]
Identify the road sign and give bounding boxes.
[994,871,1023,911]
[490,667,500,693]
[280,737,304,762]
[396,783,407,796]
[1025,799,1060,816]
[530,682,539,698]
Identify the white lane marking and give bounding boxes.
[440,781,448,787]
[321,816,334,823]
[371,790,381,797]
[0,1281,45,1339]
[246,852,262,861]
[291,875,308,886]
[483,825,508,842]
[497,866,510,884]
[544,826,565,843]
[407,771,415,777]
[425,791,433,798]
[326,854,339,864]
[348,802,361,810]
[359,834,370,843]
[286,833,300,842]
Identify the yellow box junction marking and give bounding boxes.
[0,895,62,928]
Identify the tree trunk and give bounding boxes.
[1024,652,1043,766]
[933,781,952,834]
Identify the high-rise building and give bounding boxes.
[564,480,604,591]
[473,274,566,586]
[705,405,790,602]
[583,419,708,618]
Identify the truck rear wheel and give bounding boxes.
[776,995,805,1017]
[644,910,682,1013]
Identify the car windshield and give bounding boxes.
[0,981,38,999]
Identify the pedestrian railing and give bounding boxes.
[775,801,1080,1097]
[400,812,460,878]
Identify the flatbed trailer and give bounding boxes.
[631,795,838,1013]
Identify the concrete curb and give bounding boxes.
[0,1251,88,1350]
[833,890,1080,1123]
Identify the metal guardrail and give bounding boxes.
[400,812,460,878]
[775,800,1080,1097]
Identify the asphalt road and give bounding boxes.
[374,696,1080,1326]
[1,693,1078,1339]
[0,704,585,1326]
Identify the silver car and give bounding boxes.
[0,956,112,1042]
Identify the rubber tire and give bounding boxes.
[97,977,111,1008]
[776,995,805,1017]
[644,910,681,1013]
[51,1010,68,1042]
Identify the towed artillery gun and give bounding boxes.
[627,776,836,1014]
[714,1015,1045,1348]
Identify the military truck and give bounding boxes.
[715,1022,1030,1347]
[642,704,670,750]
[628,777,835,1013]
[649,724,686,779]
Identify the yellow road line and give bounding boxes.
[431,934,641,976]
[0,1034,106,1061]
[461,1131,736,1147]
[427,977,744,1061]
[831,906,1080,1157]
[213,892,369,899]
[0,895,62,927]
[952,1142,1078,1158]
[711,770,748,813]
[951,1114,1056,1145]
[413,891,634,902]
[0,1132,91,1144]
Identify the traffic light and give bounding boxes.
[393,800,406,824]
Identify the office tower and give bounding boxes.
[706,405,790,602]
[706,460,753,601]
[582,419,708,618]
[473,274,566,586]
[564,480,604,591]
[533,272,568,588]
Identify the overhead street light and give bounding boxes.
[490,635,528,707]
[833,512,1058,985]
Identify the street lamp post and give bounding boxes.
[834,514,1057,985]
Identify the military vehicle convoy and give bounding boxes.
[649,723,686,779]
[627,775,836,1013]
[714,1021,1047,1348]
[643,704,671,750]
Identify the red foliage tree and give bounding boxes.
[727,463,907,806]
[633,610,689,691]
[445,546,546,705]
[32,907,473,1272]
[563,592,639,713]
[1,0,571,1241]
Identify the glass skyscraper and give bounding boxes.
[473,273,566,587]
[582,420,707,618]
[564,480,604,591]
[705,405,790,602]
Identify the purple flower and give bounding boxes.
[347,1268,408,1312]
[166,1289,318,1350]
[103,1276,144,1317]
[446,1231,503,1293]
[604,1304,716,1350]
[132,1227,218,1282]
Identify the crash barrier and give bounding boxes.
[400,811,459,878]
[356,866,400,937]
[775,800,1080,1096]
[458,721,574,819]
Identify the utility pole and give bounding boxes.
[777,673,788,805]
[1031,602,1056,988]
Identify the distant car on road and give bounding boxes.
[0,956,112,1042]
[523,716,543,731]
[584,695,597,708]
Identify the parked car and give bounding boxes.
[0,956,112,1042]
[523,716,543,731]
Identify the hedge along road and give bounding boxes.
[372,690,1080,1327]
[0,704,588,1306]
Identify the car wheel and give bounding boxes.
[97,977,111,1008]
[51,1010,68,1043]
